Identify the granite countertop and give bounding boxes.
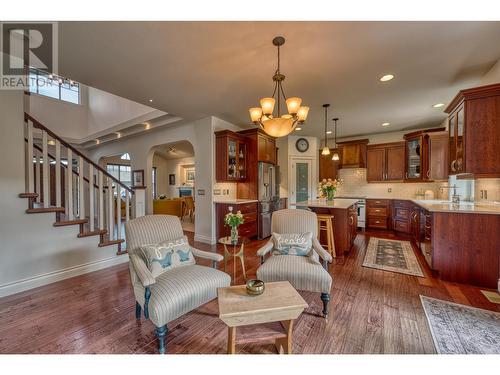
[411,199,500,215]
[213,199,259,204]
[291,198,359,209]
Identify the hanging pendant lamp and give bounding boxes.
[249,36,309,138]
[332,118,340,161]
[321,104,330,155]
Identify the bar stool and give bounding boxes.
[317,214,336,257]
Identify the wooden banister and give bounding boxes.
[24,113,134,194]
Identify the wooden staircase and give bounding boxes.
[19,114,136,254]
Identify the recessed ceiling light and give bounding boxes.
[432,103,445,108]
[380,74,394,82]
[295,127,302,131]
[144,122,151,130]
[382,122,390,127]
[115,132,122,139]
[326,130,332,134]
[149,99,153,102]
[95,139,100,145]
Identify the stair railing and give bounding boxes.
[24,113,135,245]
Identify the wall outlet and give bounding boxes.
[388,188,392,193]
[213,189,221,195]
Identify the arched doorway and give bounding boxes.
[149,141,195,232]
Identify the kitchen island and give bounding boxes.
[292,199,359,257]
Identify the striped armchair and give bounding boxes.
[125,215,230,354]
[256,209,333,318]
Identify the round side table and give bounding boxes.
[218,236,249,284]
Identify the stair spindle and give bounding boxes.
[78,156,85,219]
[55,140,61,207]
[116,185,122,240]
[26,120,34,193]
[98,171,104,231]
[42,131,49,207]
[89,164,94,232]
[67,148,73,220]
[107,178,114,240]
[35,149,41,203]
[125,190,130,222]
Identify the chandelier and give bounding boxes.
[331,118,340,161]
[249,36,309,138]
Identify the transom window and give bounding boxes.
[28,68,80,104]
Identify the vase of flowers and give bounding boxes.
[224,207,244,242]
[318,178,343,201]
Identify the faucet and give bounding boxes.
[440,185,460,204]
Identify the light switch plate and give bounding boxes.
[388,188,392,193]
[197,189,205,196]
[214,189,221,195]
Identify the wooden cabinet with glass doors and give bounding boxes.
[215,130,248,182]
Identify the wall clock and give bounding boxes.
[295,138,309,153]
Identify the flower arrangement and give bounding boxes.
[224,207,244,242]
[318,178,343,201]
[158,194,168,200]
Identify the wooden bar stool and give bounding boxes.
[317,214,336,257]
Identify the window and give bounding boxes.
[120,153,131,160]
[106,164,132,188]
[29,68,80,104]
[152,167,157,199]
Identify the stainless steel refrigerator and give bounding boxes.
[258,162,281,239]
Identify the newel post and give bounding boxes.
[133,186,146,218]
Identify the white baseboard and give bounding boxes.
[194,233,216,245]
[0,255,130,298]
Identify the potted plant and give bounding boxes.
[224,207,244,242]
[318,178,343,201]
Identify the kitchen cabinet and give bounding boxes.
[403,128,446,181]
[445,83,500,178]
[319,148,340,181]
[215,201,258,239]
[420,210,433,268]
[347,205,358,248]
[366,199,391,230]
[366,142,405,182]
[337,139,368,169]
[410,205,421,250]
[215,130,247,182]
[257,133,277,165]
[392,199,412,234]
[428,131,449,181]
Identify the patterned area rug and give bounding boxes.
[362,237,424,277]
[421,296,500,354]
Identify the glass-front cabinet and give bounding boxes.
[215,130,247,182]
[448,104,465,174]
[405,136,422,180]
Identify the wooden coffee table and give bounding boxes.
[217,281,308,354]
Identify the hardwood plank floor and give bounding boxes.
[0,229,498,354]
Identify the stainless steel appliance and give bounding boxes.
[258,162,281,239]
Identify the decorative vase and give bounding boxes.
[326,189,335,201]
[230,226,239,243]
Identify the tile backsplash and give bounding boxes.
[212,182,237,199]
[475,178,500,202]
[336,169,449,199]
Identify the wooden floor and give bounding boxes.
[0,229,498,354]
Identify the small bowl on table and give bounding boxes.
[246,279,265,296]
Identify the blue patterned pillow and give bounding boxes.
[272,232,313,257]
[140,235,196,277]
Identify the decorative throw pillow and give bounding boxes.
[140,235,196,277]
[271,232,313,257]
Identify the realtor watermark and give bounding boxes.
[1,22,58,90]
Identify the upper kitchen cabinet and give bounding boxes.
[403,128,446,182]
[215,130,247,182]
[445,83,500,178]
[337,139,368,168]
[319,148,340,180]
[428,131,449,180]
[367,142,405,182]
[257,132,277,165]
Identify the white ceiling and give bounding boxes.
[58,22,500,139]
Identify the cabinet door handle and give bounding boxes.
[426,170,430,178]
[405,172,408,179]
[349,216,354,225]
[451,160,457,172]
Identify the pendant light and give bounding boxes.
[332,118,340,161]
[248,36,309,137]
[321,104,330,155]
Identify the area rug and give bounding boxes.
[362,237,424,277]
[481,290,500,304]
[420,295,500,354]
